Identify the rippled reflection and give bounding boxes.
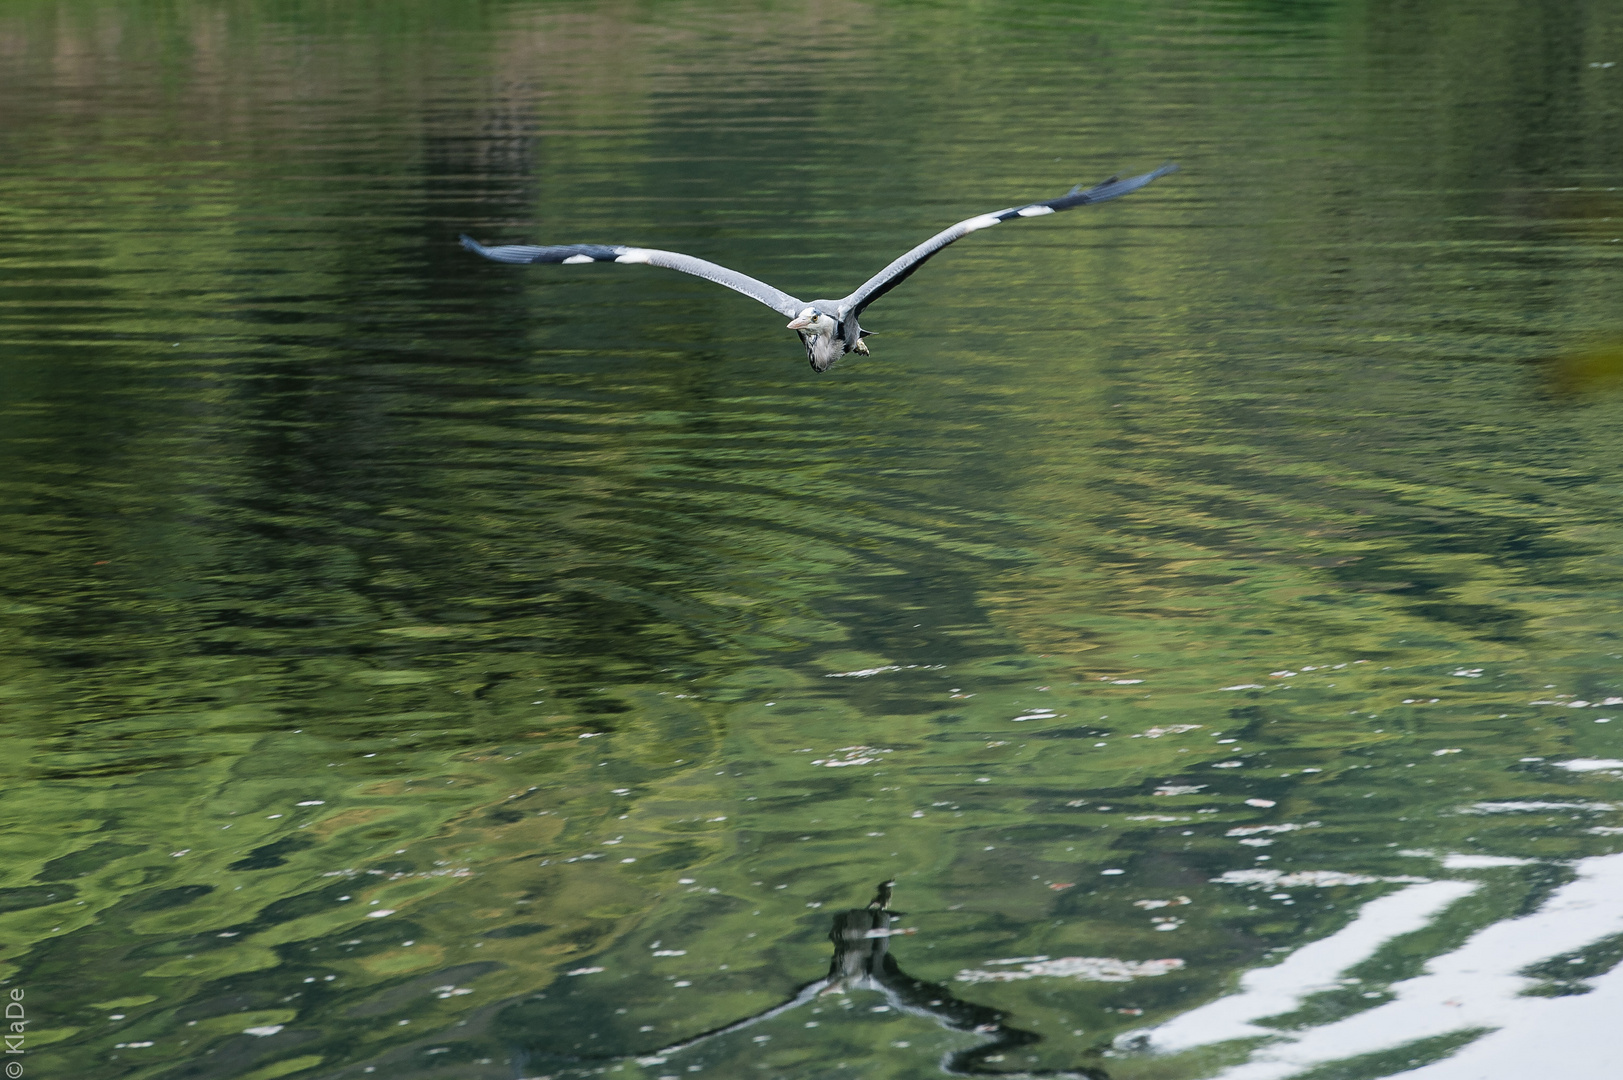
[1133,852,1623,1078]
[2,1,1623,1079]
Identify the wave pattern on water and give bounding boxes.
[1,1,1623,1078]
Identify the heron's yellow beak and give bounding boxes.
[787,314,814,330]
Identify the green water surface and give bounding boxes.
[2,2,1623,1078]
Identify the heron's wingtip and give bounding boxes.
[1069,162,1178,194]
[459,233,485,254]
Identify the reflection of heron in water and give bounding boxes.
[633,881,1107,1079]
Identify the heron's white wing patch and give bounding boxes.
[463,164,1176,329]
[837,163,1176,319]
[462,236,802,318]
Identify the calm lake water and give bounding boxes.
[4,1,1623,1078]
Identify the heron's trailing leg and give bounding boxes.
[853,338,870,356]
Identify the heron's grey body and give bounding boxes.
[461,163,1176,373]
[792,303,870,372]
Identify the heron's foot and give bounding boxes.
[853,339,870,356]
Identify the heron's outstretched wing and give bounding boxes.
[836,163,1178,321]
[460,236,804,319]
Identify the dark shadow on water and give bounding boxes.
[515,880,1106,1079]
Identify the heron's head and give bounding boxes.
[787,307,836,336]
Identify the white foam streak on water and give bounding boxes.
[1136,881,1475,1054]
[1437,854,1533,869]
[957,956,1185,984]
[1463,800,1617,813]
[1133,853,1623,1079]
[1396,971,1620,1079]
[1211,869,1430,888]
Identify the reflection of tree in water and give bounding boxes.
[533,881,1106,1079]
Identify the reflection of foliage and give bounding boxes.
[1,1,1623,1079]
[1542,338,1623,397]
[1287,1030,1489,1080]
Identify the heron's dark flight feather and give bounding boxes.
[458,236,621,264]
[835,163,1178,320]
[460,163,1176,371]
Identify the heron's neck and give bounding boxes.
[804,329,846,373]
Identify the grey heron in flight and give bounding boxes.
[461,163,1176,373]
